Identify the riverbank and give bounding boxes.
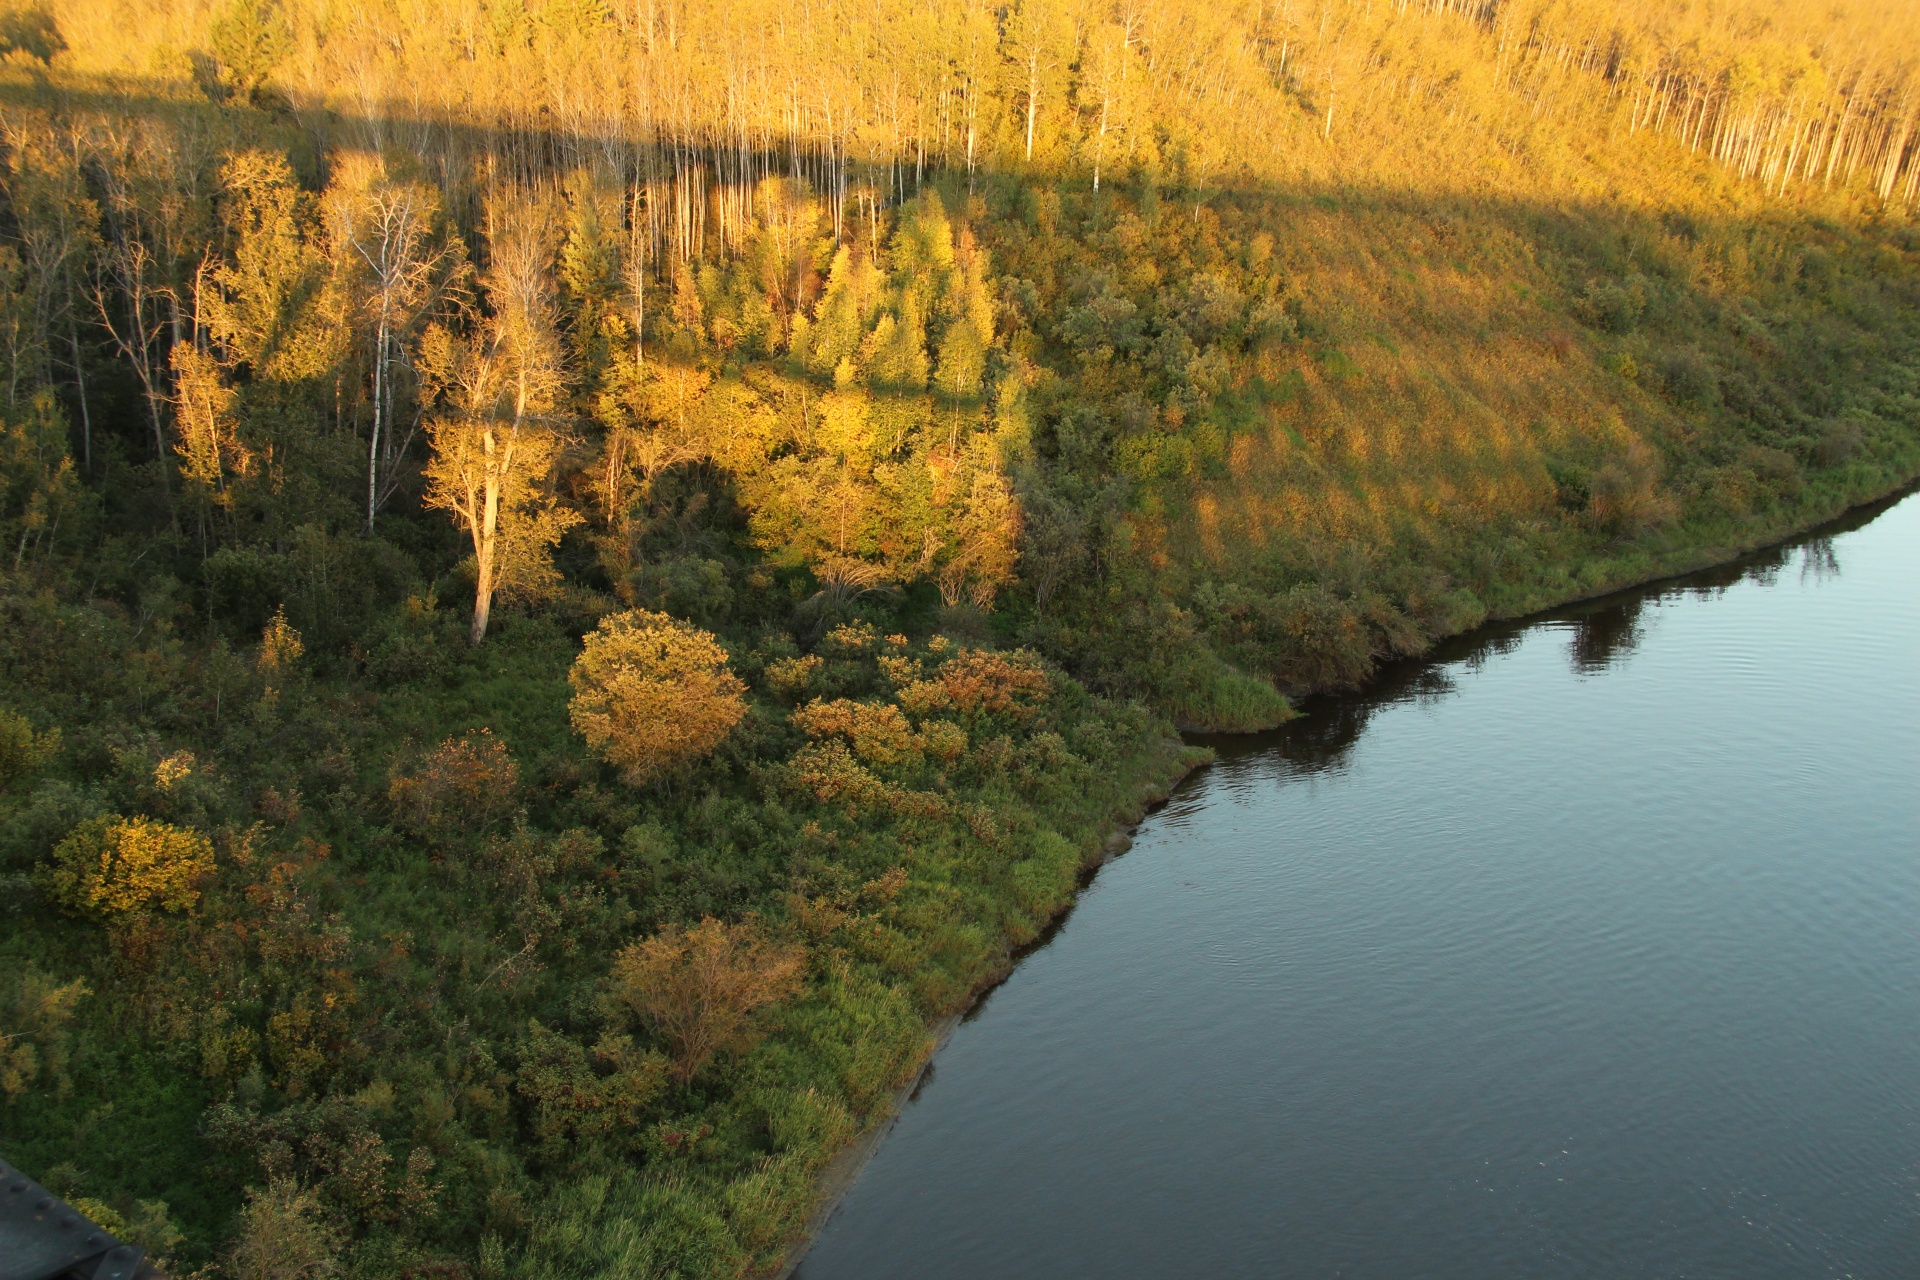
[788,485,1920,1280]
[1176,455,1920,730]
[766,739,1209,1280]
[1471,467,1920,629]
[770,462,1920,1276]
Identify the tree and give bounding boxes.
[88,121,205,474]
[205,151,337,385]
[2,389,84,570]
[590,358,713,535]
[606,917,805,1081]
[0,708,59,789]
[934,223,995,398]
[0,965,88,1102]
[0,123,100,454]
[1005,0,1067,164]
[170,342,242,493]
[387,729,521,834]
[797,244,884,380]
[567,609,748,785]
[46,815,216,918]
[1086,19,1140,192]
[0,242,35,410]
[225,1180,342,1280]
[328,155,462,529]
[421,189,581,644]
[936,449,1022,609]
[209,0,293,105]
[0,8,63,63]
[191,148,346,515]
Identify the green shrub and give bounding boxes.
[1164,663,1293,732]
[0,709,58,789]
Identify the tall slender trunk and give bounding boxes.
[470,499,496,646]
[131,298,168,471]
[471,423,501,646]
[1877,106,1913,200]
[470,376,527,645]
[367,312,388,531]
[628,188,647,369]
[1094,94,1110,190]
[66,311,90,470]
[1026,60,1039,161]
[1827,95,1853,186]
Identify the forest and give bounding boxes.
[3,0,1919,1275]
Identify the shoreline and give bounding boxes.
[1475,474,1920,629]
[766,469,1920,1278]
[1216,470,1920,726]
[766,751,1208,1280]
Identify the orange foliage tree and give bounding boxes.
[897,647,1054,721]
[606,918,805,1081]
[387,729,520,834]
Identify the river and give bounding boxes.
[794,490,1920,1279]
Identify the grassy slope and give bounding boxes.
[996,178,1920,725]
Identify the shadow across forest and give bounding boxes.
[4,63,1917,675]
[6,53,1920,1280]
[6,70,1909,258]
[7,66,1918,705]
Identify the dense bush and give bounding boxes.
[568,611,749,786]
[46,816,216,917]
[605,918,806,1082]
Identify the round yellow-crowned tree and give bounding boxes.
[48,815,215,917]
[568,610,747,785]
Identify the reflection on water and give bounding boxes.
[1800,535,1841,583]
[796,487,1920,1280]
[1565,597,1646,673]
[1198,497,1886,784]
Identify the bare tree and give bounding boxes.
[89,151,172,469]
[329,157,463,529]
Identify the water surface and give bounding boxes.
[797,491,1920,1280]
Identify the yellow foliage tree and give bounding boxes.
[568,610,747,785]
[258,606,304,673]
[0,708,59,789]
[422,189,581,645]
[606,917,805,1081]
[936,448,1023,610]
[47,815,215,917]
[169,342,243,493]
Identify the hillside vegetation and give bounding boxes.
[3,0,1919,1275]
